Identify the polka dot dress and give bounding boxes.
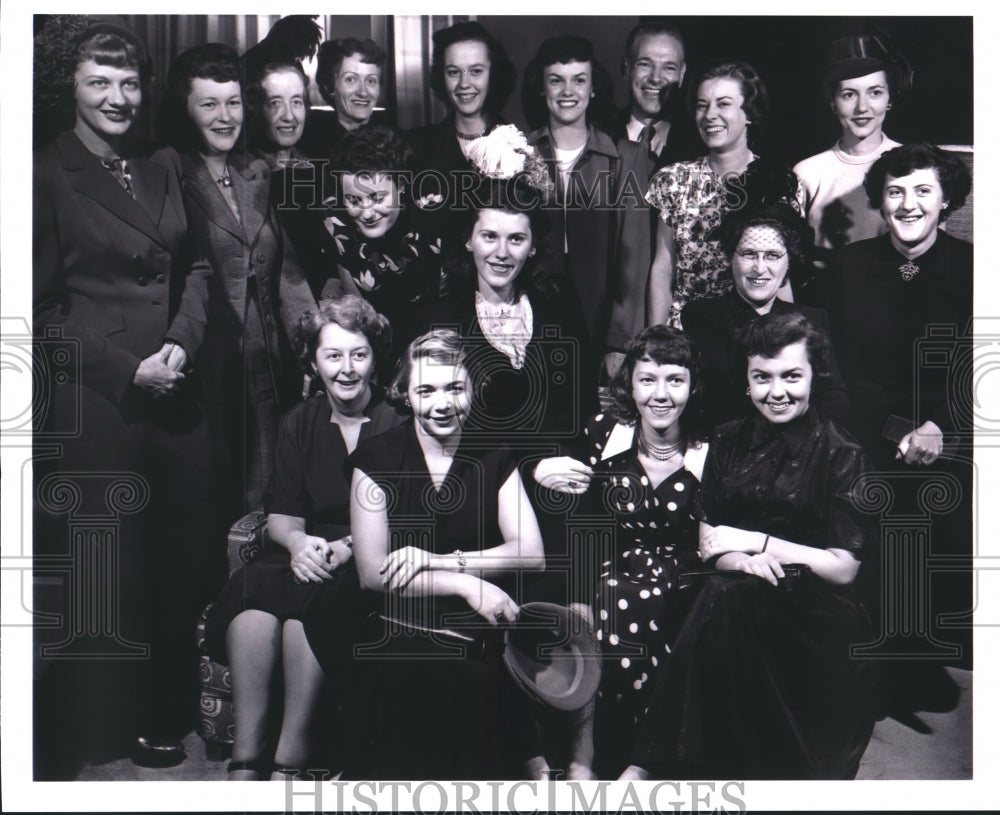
[584,413,701,744]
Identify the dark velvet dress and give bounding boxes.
[631,408,876,779]
[581,412,705,778]
[204,390,403,663]
[338,421,527,780]
[826,230,974,672]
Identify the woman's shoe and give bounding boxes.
[131,736,186,768]
[271,766,329,781]
[227,758,271,780]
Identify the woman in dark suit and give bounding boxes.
[33,22,219,773]
[162,43,315,518]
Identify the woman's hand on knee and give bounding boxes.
[288,534,334,583]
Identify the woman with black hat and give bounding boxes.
[794,33,912,256]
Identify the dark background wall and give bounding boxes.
[482,15,973,167]
[35,14,972,165]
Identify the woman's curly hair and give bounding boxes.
[429,21,517,120]
[440,177,558,301]
[520,35,616,132]
[863,142,972,219]
[688,61,769,149]
[737,310,831,382]
[606,325,708,445]
[295,294,393,384]
[160,43,244,154]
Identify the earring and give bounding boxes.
[529,248,536,257]
[465,243,472,252]
[886,103,893,110]
[745,387,750,396]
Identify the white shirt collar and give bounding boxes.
[625,116,670,155]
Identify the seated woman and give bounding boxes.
[682,203,850,429]
[827,142,972,468]
[646,61,801,328]
[622,311,876,780]
[346,329,546,780]
[584,326,710,779]
[827,142,973,683]
[204,295,403,780]
[326,125,442,354]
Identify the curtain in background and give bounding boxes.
[393,16,472,130]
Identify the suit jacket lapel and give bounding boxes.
[59,132,170,248]
[230,157,270,250]
[180,152,246,244]
[129,158,170,238]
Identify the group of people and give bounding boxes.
[32,14,972,783]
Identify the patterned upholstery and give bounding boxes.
[196,510,267,750]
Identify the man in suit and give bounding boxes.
[612,21,691,169]
[604,22,692,378]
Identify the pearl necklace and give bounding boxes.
[637,433,683,461]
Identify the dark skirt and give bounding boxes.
[204,546,359,665]
[632,569,876,779]
[333,611,531,780]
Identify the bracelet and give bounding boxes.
[453,549,467,572]
[761,535,770,554]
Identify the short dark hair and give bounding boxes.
[334,125,413,175]
[712,203,814,281]
[606,325,707,444]
[243,60,310,153]
[863,142,972,219]
[316,37,386,102]
[386,329,470,408]
[429,22,516,119]
[737,310,830,381]
[162,43,243,153]
[521,35,616,132]
[623,21,686,72]
[296,294,393,378]
[690,61,768,147]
